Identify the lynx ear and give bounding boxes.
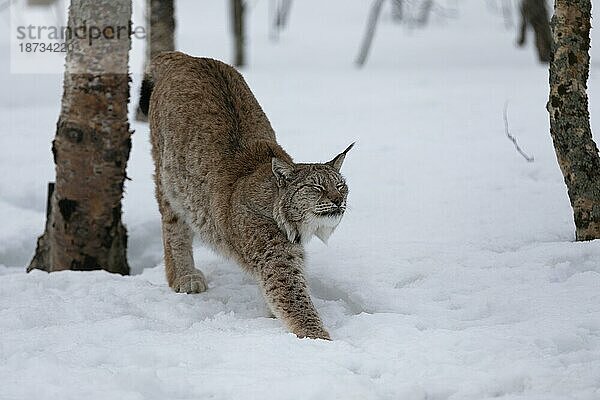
[272,158,294,187]
[327,142,355,171]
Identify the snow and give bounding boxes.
[2,0,600,399]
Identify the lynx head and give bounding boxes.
[272,143,354,244]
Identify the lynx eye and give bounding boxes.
[309,184,325,191]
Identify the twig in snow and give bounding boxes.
[503,101,534,162]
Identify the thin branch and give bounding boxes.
[276,0,293,29]
[355,0,385,67]
[503,101,534,162]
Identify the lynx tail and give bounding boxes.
[138,77,154,116]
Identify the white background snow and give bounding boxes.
[1,0,600,399]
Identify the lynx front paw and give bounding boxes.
[295,327,331,341]
[172,273,208,294]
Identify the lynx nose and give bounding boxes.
[331,196,343,207]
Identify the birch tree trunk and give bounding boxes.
[135,0,175,121]
[547,0,600,241]
[28,0,132,274]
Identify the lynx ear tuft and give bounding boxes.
[327,142,355,171]
[272,158,294,187]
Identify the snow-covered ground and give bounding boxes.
[2,1,600,399]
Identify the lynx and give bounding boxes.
[140,52,353,340]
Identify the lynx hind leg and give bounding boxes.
[157,190,207,294]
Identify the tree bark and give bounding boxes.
[547,0,600,241]
[136,0,175,121]
[231,0,245,67]
[28,0,132,274]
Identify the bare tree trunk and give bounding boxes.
[547,0,600,241]
[276,0,293,29]
[391,0,403,22]
[136,0,175,121]
[231,0,245,67]
[269,0,293,41]
[517,0,551,63]
[28,0,132,274]
[501,0,513,28]
[417,0,434,26]
[355,0,385,67]
[269,0,278,41]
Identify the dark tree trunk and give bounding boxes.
[136,0,175,121]
[517,0,551,63]
[28,0,132,274]
[547,0,600,241]
[231,0,245,67]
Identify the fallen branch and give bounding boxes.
[503,101,534,162]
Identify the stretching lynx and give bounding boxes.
[140,52,353,340]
